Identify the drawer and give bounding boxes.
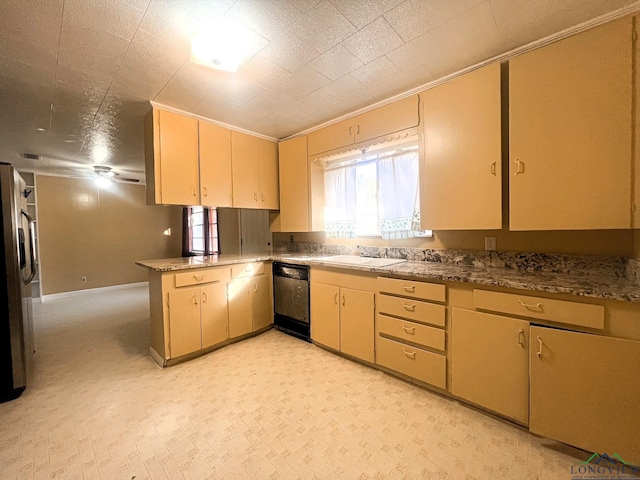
[377,294,445,327]
[377,314,445,351]
[473,289,604,330]
[175,268,230,287]
[377,276,445,302]
[231,262,265,279]
[376,336,446,389]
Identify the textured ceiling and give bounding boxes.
[0,0,638,181]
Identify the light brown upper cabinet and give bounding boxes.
[145,109,200,206]
[421,63,502,230]
[278,136,324,232]
[307,95,419,156]
[510,17,632,230]
[199,121,232,208]
[231,131,279,209]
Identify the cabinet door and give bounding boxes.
[451,308,529,424]
[530,326,640,464]
[227,279,253,338]
[279,136,310,231]
[199,121,232,207]
[158,110,199,205]
[231,131,260,208]
[168,288,201,358]
[510,17,632,230]
[340,288,374,363]
[251,275,272,331]
[310,282,340,350]
[201,282,228,348]
[355,95,419,143]
[258,139,279,209]
[307,118,354,156]
[421,64,501,230]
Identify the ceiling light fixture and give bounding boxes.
[190,17,267,73]
[95,175,112,189]
[36,128,45,131]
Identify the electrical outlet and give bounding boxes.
[81,276,87,283]
[289,235,294,244]
[484,237,497,251]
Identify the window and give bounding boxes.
[324,143,432,239]
[183,207,219,255]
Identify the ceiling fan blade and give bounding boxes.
[115,177,140,183]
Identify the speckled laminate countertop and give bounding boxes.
[136,253,640,303]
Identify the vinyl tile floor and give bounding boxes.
[0,284,587,480]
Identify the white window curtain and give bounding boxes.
[377,151,423,239]
[324,165,357,238]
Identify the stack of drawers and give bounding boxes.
[375,277,447,389]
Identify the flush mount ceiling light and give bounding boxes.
[190,17,268,73]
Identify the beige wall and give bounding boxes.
[37,175,182,295]
[274,229,634,257]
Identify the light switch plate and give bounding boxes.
[485,236,497,251]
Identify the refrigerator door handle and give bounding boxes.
[20,210,36,285]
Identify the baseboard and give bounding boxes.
[41,281,149,302]
[149,346,166,368]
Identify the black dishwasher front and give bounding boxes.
[273,262,310,341]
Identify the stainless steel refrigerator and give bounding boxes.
[0,163,36,402]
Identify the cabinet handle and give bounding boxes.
[261,193,265,202]
[348,126,352,135]
[193,295,198,306]
[402,285,415,293]
[342,294,345,306]
[203,187,208,197]
[192,186,197,197]
[356,124,360,134]
[402,303,416,312]
[403,349,416,359]
[514,159,524,175]
[490,161,496,176]
[517,329,525,348]
[254,193,258,201]
[193,274,204,281]
[402,325,415,335]
[518,300,543,311]
[202,292,207,303]
[536,336,543,358]
[253,283,257,293]
[333,293,338,304]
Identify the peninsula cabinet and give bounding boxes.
[307,95,419,156]
[530,326,640,464]
[509,16,632,230]
[144,108,199,206]
[228,263,272,338]
[420,62,501,230]
[231,131,279,209]
[278,136,325,232]
[310,269,375,363]
[450,308,529,424]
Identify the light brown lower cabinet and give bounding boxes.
[310,281,374,363]
[450,308,529,424]
[228,274,273,338]
[168,281,230,358]
[530,326,640,464]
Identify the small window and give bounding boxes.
[324,144,432,239]
[184,207,219,255]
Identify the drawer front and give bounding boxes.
[377,294,445,327]
[377,276,445,302]
[377,314,445,351]
[473,289,604,330]
[175,268,230,287]
[376,336,446,389]
[231,262,265,279]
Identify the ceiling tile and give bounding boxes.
[260,31,320,73]
[63,0,148,41]
[386,31,460,78]
[308,45,363,81]
[0,0,63,47]
[330,0,404,29]
[384,0,458,42]
[213,76,265,103]
[229,0,304,41]
[276,65,331,98]
[350,56,402,90]
[430,2,502,67]
[290,0,357,53]
[0,33,58,77]
[296,89,341,113]
[0,74,54,133]
[318,74,366,101]
[341,17,404,64]
[0,54,56,88]
[238,55,292,90]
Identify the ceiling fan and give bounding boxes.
[63,164,141,186]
